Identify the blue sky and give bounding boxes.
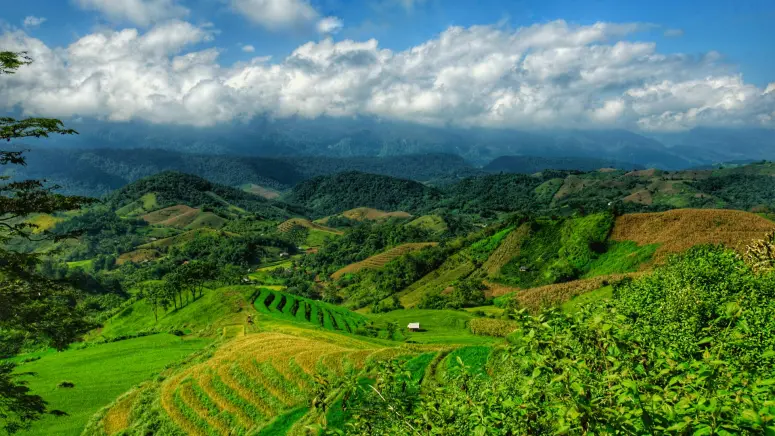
[1,0,774,131]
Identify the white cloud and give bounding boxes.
[1,19,773,131]
[23,16,47,29]
[230,0,318,30]
[398,0,427,11]
[74,0,189,27]
[242,45,256,53]
[663,28,684,38]
[317,17,343,34]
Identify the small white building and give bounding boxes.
[407,322,420,332]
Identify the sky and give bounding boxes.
[1,0,774,132]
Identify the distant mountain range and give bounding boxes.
[27,117,775,169]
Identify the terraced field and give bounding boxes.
[254,289,368,334]
[611,209,775,263]
[341,207,412,221]
[156,332,410,435]
[277,218,343,235]
[331,242,438,280]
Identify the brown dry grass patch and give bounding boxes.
[611,209,775,263]
[482,223,530,276]
[277,218,344,235]
[331,242,438,280]
[341,207,412,221]
[623,189,653,205]
[142,205,198,225]
[116,248,161,265]
[514,273,643,313]
[103,388,140,435]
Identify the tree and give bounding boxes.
[137,282,170,322]
[0,51,96,434]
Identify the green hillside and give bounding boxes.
[284,171,443,217]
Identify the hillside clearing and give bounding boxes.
[611,209,775,263]
[331,243,438,280]
[15,334,211,436]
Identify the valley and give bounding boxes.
[3,160,774,435]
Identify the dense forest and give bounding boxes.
[284,171,445,217]
[484,155,644,173]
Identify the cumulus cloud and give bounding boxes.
[23,16,47,29]
[230,0,318,30]
[242,45,256,53]
[317,17,343,34]
[0,19,773,131]
[74,0,189,27]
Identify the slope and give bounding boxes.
[284,171,443,217]
[108,171,291,220]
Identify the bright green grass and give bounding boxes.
[407,215,448,234]
[255,289,368,333]
[257,260,293,272]
[185,212,227,230]
[445,346,491,378]
[463,306,505,317]
[368,310,498,345]
[398,259,476,308]
[141,193,158,210]
[583,241,658,278]
[248,270,286,286]
[305,228,337,247]
[96,286,259,339]
[561,286,613,314]
[15,334,210,436]
[468,227,514,263]
[66,259,93,270]
[257,407,308,435]
[534,178,564,203]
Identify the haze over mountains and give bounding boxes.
[29,116,775,168]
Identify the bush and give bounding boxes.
[57,381,75,389]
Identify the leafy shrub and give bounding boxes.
[341,245,775,434]
[57,381,75,389]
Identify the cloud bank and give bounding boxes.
[1,19,773,131]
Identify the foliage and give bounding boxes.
[0,51,98,434]
[107,171,291,219]
[485,155,641,173]
[341,246,775,434]
[285,171,443,217]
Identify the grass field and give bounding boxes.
[277,218,343,235]
[583,240,658,276]
[560,285,613,313]
[16,334,211,436]
[368,310,498,345]
[107,330,413,435]
[66,259,93,270]
[27,213,64,233]
[331,242,438,280]
[96,286,259,339]
[406,215,448,233]
[341,207,412,221]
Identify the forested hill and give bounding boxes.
[15,148,478,197]
[107,171,294,219]
[485,155,645,173]
[284,171,444,217]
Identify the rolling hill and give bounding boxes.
[108,172,292,220]
[284,172,444,217]
[485,155,644,173]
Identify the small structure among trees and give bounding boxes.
[407,322,421,332]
